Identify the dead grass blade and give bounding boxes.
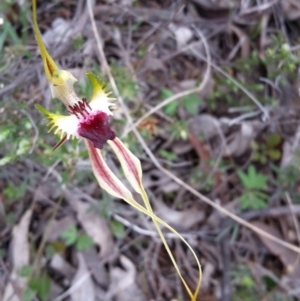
[2,209,32,301]
[53,253,95,301]
[65,191,114,259]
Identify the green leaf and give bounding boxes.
[161,88,178,116]
[266,134,281,148]
[240,192,267,210]
[164,101,178,116]
[110,220,126,239]
[76,233,94,251]
[22,287,35,301]
[238,165,267,190]
[161,88,174,99]
[181,94,200,115]
[267,149,281,160]
[159,149,177,160]
[3,182,26,200]
[29,274,51,301]
[241,275,255,288]
[60,225,78,246]
[20,265,32,277]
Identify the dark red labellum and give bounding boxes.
[78,111,116,149]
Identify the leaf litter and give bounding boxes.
[2,0,300,300]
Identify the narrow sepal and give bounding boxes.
[108,137,142,194]
[86,71,106,100]
[85,140,133,201]
[108,137,202,300]
[32,0,58,82]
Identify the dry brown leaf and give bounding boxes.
[82,249,109,288]
[188,114,224,164]
[65,192,114,259]
[229,25,250,59]
[42,18,73,48]
[280,140,294,168]
[189,114,221,141]
[152,197,204,231]
[141,57,165,72]
[70,253,95,301]
[2,209,32,301]
[192,0,234,9]
[252,221,300,278]
[281,124,300,167]
[107,255,146,301]
[225,122,254,157]
[143,170,181,192]
[169,23,193,50]
[281,0,300,20]
[201,262,215,292]
[47,280,64,301]
[46,216,75,242]
[50,254,76,283]
[225,121,264,157]
[34,182,61,202]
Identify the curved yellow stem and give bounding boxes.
[135,189,201,301]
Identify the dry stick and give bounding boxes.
[52,272,91,301]
[86,0,300,268]
[285,193,300,247]
[285,192,300,268]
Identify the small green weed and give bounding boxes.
[166,120,188,140]
[159,149,177,161]
[271,163,300,203]
[72,34,85,51]
[110,220,126,239]
[231,264,258,301]
[238,165,268,210]
[252,134,282,164]
[28,273,51,301]
[0,109,33,166]
[3,182,26,201]
[20,265,51,301]
[264,35,299,79]
[189,165,215,192]
[60,225,94,252]
[161,87,200,116]
[231,264,294,301]
[111,63,139,100]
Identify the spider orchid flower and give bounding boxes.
[32,0,201,299]
[35,72,116,151]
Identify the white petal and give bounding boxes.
[89,93,113,116]
[53,114,79,139]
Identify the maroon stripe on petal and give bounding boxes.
[112,138,141,186]
[87,140,124,198]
